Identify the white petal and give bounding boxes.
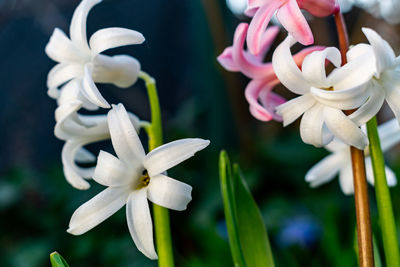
[92,54,141,88]
[378,119,400,152]
[323,106,368,149]
[47,86,60,99]
[310,82,370,110]
[57,79,82,106]
[362,27,396,73]
[68,186,130,235]
[346,43,374,63]
[89,27,145,55]
[364,157,397,187]
[300,104,333,147]
[324,137,347,153]
[70,0,101,51]
[57,79,99,111]
[365,157,375,185]
[108,103,145,163]
[45,28,88,63]
[327,53,375,90]
[385,166,397,187]
[143,138,210,177]
[147,174,192,211]
[47,63,83,89]
[54,101,85,140]
[302,47,341,88]
[81,64,110,108]
[272,35,310,95]
[75,148,96,163]
[339,164,354,195]
[348,81,385,125]
[54,101,110,140]
[384,78,400,125]
[126,190,158,260]
[62,138,108,190]
[306,153,344,187]
[93,151,135,187]
[275,93,316,126]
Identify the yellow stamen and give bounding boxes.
[136,169,150,189]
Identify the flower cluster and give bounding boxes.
[218,0,400,193]
[45,0,209,260]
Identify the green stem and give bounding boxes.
[366,116,400,267]
[139,71,174,267]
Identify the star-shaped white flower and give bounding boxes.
[346,28,400,127]
[54,100,142,189]
[272,35,375,149]
[306,118,398,194]
[67,104,210,259]
[45,0,145,109]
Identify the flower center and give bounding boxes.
[136,169,150,189]
[322,86,334,91]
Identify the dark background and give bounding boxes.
[1,0,400,266]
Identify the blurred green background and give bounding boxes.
[1,0,400,266]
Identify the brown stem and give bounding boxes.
[334,10,374,267]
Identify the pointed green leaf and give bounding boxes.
[50,252,69,267]
[219,151,246,267]
[232,164,275,267]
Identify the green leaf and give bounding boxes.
[232,164,275,267]
[50,252,69,267]
[219,151,246,267]
[218,151,274,267]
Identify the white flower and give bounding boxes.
[272,35,375,149]
[55,100,142,190]
[306,119,399,194]
[346,28,400,127]
[45,0,145,109]
[67,104,210,259]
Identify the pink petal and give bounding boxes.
[293,46,325,68]
[217,47,240,72]
[245,79,284,121]
[276,0,314,45]
[247,0,286,55]
[233,23,277,79]
[256,25,281,60]
[297,0,339,17]
[244,45,322,122]
[246,0,274,16]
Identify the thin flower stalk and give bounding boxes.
[139,71,174,267]
[366,117,400,267]
[334,10,374,267]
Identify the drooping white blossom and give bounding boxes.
[306,119,399,194]
[345,28,400,127]
[54,100,142,189]
[272,35,375,149]
[45,0,145,109]
[67,104,210,259]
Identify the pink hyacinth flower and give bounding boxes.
[245,0,338,55]
[218,23,323,121]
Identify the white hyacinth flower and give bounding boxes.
[55,101,142,190]
[45,0,145,109]
[67,104,210,259]
[272,35,375,149]
[346,28,400,127]
[306,119,399,195]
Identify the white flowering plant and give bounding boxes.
[42,0,400,266]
